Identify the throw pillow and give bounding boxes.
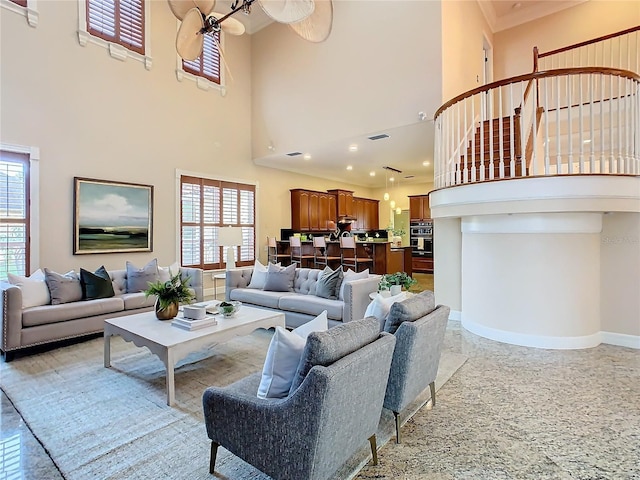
[364,291,409,330]
[158,262,180,283]
[7,269,50,308]
[257,311,328,399]
[126,258,159,293]
[262,263,296,292]
[80,266,115,300]
[44,268,83,305]
[289,316,380,393]
[247,259,280,290]
[383,290,436,334]
[338,268,369,300]
[314,266,343,300]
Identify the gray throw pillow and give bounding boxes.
[315,266,343,300]
[126,259,159,293]
[44,268,83,305]
[80,266,115,300]
[289,317,381,393]
[263,263,296,292]
[383,290,436,334]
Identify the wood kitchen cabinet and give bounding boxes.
[409,195,431,221]
[412,256,433,273]
[352,197,379,231]
[327,189,354,217]
[291,189,337,231]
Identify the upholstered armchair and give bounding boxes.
[383,298,450,443]
[202,317,396,480]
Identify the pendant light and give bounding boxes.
[395,176,402,214]
[383,169,390,201]
[389,175,396,209]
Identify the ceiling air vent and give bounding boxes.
[286,151,303,156]
[368,134,390,141]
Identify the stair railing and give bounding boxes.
[433,67,640,189]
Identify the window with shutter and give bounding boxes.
[180,175,255,270]
[78,0,151,68]
[2,0,38,26]
[0,151,29,279]
[182,31,221,85]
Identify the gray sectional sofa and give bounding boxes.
[1,267,203,361]
[225,267,381,328]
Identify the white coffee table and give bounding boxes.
[104,305,285,406]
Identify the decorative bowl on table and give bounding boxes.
[217,301,242,317]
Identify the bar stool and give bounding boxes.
[290,236,314,267]
[313,236,341,269]
[267,237,290,265]
[340,236,374,272]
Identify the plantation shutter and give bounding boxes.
[9,0,28,7]
[87,0,145,55]
[0,151,29,279]
[182,31,221,84]
[180,176,254,270]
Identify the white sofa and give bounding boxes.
[0,267,203,361]
[225,267,381,329]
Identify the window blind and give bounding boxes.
[180,176,254,270]
[182,31,221,84]
[0,151,29,279]
[87,0,145,55]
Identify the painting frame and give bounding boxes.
[73,177,154,255]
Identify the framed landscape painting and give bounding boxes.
[74,177,153,254]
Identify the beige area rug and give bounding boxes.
[0,329,466,480]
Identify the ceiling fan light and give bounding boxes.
[383,192,390,201]
[258,0,315,24]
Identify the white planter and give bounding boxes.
[390,285,402,296]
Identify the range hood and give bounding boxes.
[338,215,357,224]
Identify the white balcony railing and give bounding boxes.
[433,67,640,189]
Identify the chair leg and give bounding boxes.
[209,441,219,474]
[368,435,378,465]
[430,381,436,407]
[393,411,401,444]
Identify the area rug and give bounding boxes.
[0,329,466,480]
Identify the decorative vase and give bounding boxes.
[390,285,402,296]
[155,299,179,320]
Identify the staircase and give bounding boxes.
[459,117,523,181]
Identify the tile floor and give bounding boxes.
[2,311,639,479]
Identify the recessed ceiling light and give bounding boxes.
[422,160,430,166]
[303,153,311,160]
[369,171,375,176]
[346,165,353,171]
[349,144,358,152]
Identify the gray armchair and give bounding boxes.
[202,317,396,480]
[383,303,450,443]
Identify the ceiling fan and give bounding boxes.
[168,0,333,62]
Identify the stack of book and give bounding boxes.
[172,314,218,331]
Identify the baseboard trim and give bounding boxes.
[449,310,462,322]
[461,316,601,349]
[600,331,640,349]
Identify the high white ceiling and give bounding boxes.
[213,0,585,189]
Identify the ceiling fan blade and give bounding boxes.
[210,12,246,36]
[176,8,205,60]
[168,0,197,20]
[258,0,315,24]
[289,0,332,42]
[194,0,215,16]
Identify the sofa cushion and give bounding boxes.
[229,289,291,309]
[364,291,409,329]
[383,290,436,334]
[126,259,159,293]
[278,294,343,320]
[119,292,156,310]
[22,297,125,327]
[339,269,369,300]
[289,316,381,393]
[158,262,180,283]
[263,263,296,292]
[80,266,115,300]
[7,269,50,308]
[44,269,83,305]
[257,311,328,399]
[247,259,276,290]
[314,266,343,300]
[109,269,128,296]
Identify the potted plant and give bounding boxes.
[378,271,417,295]
[145,271,195,320]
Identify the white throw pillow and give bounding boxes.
[364,292,408,325]
[247,259,280,290]
[257,310,328,399]
[338,268,370,300]
[7,269,51,308]
[158,262,180,283]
